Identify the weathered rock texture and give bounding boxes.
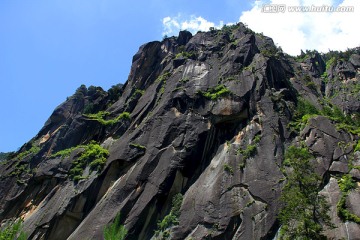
[0,23,359,239]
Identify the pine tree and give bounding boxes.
[279,146,333,239]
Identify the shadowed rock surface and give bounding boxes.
[1,23,360,239]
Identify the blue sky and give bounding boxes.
[0,0,359,152]
[0,0,250,152]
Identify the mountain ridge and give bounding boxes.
[1,23,360,239]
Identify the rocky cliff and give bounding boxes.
[1,23,360,239]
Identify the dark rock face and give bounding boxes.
[0,24,359,239]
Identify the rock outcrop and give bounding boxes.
[0,23,359,239]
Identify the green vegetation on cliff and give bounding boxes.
[223,164,234,175]
[175,51,195,59]
[129,143,146,150]
[155,72,171,83]
[236,134,261,171]
[279,145,333,239]
[198,85,231,100]
[0,152,11,161]
[237,135,260,160]
[0,219,27,240]
[51,146,79,158]
[69,141,109,181]
[337,174,360,224]
[289,98,360,135]
[103,213,127,240]
[154,193,183,238]
[52,141,109,181]
[6,142,40,180]
[288,99,319,132]
[84,111,130,126]
[17,144,40,160]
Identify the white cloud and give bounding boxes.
[162,0,359,56]
[162,15,224,36]
[239,0,360,55]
